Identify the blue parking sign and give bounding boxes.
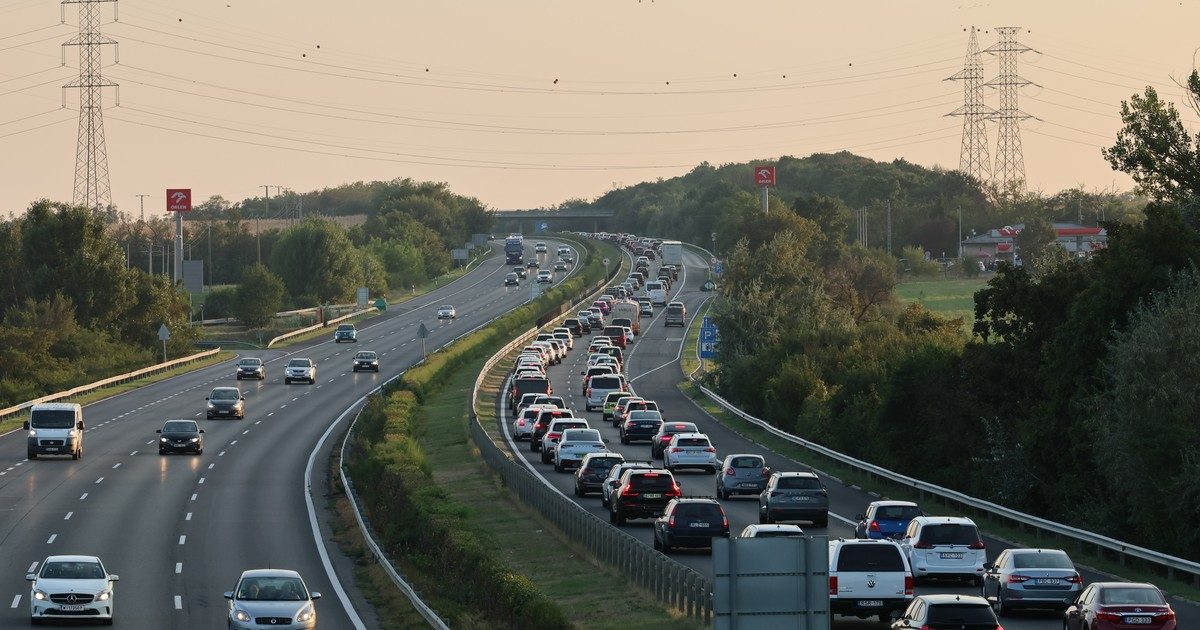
[699,341,717,359]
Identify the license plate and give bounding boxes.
[59,605,85,611]
[792,496,811,501]
[1125,617,1152,625]
[1034,578,1058,585]
[690,522,710,528]
[644,493,661,499]
[857,600,884,607]
[940,552,964,559]
[738,482,757,488]
[44,447,58,452]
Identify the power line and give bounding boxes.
[61,0,119,211]
[947,26,993,183]
[985,26,1036,192]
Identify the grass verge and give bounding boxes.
[675,380,1200,604]
[679,301,712,378]
[895,277,987,331]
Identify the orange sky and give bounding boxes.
[1,0,1199,218]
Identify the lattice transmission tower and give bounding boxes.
[984,26,1035,193]
[61,0,119,211]
[946,26,993,184]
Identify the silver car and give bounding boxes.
[284,358,316,384]
[662,433,718,474]
[225,569,321,629]
[716,453,769,499]
[981,548,1082,615]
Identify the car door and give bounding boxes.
[983,550,1008,601]
[1064,585,1092,630]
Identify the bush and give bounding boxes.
[200,286,238,319]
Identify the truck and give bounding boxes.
[660,240,683,267]
[608,300,641,335]
[504,234,524,265]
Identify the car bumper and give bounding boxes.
[663,531,729,547]
[721,479,767,494]
[667,456,718,469]
[229,617,315,630]
[160,441,201,452]
[830,597,911,615]
[27,437,78,454]
[616,501,670,519]
[622,430,658,442]
[910,560,984,578]
[353,362,379,371]
[237,370,264,379]
[765,505,828,520]
[556,457,584,470]
[31,600,112,621]
[207,407,242,417]
[998,585,1079,608]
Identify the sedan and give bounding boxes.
[437,304,456,319]
[352,351,379,372]
[225,569,321,630]
[1064,582,1176,629]
[983,548,1082,615]
[206,386,245,419]
[157,419,204,455]
[27,555,118,625]
[235,357,265,380]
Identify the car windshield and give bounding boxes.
[876,505,922,520]
[163,421,196,433]
[337,325,353,331]
[40,561,104,580]
[675,437,709,447]
[667,306,683,314]
[210,389,239,401]
[562,429,601,441]
[1098,587,1166,605]
[753,530,802,538]
[730,456,764,468]
[440,305,452,310]
[591,376,622,389]
[356,352,376,359]
[29,409,75,429]
[628,411,662,421]
[628,473,674,490]
[238,358,261,366]
[919,523,980,546]
[1011,551,1074,569]
[836,544,906,571]
[926,604,998,624]
[777,476,821,490]
[237,576,308,601]
[287,359,310,368]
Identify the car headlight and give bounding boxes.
[33,589,47,601]
[189,437,200,443]
[207,403,215,409]
[96,589,111,602]
[160,437,169,443]
[28,430,36,437]
[295,605,315,622]
[234,609,251,622]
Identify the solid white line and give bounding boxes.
[175,562,182,574]
[185,512,192,521]
[10,595,19,609]
[46,534,56,544]
[64,512,72,520]
[174,595,182,610]
[178,535,186,545]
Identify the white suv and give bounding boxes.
[900,516,987,584]
[828,539,913,623]
[284,358,316,384]
[663,433,718,474]
[27,555,118,624]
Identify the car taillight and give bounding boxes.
[722,514,729,529]
[761,467,770,477]
[1067,573,1082,584]
[704,447,715,452]
[828,576,838,595]
[914,541,933,549]
[904,575,913,595]
[517,420,525,427]
[1007,574,1030,583]
[1162,610,1176,621]
[670,447,682,453]
[725,467,736,476]
[665,484,681,498]
[969,540,986,550]
[620,484,638,497]
[869,521,881,532]
[1096,610,1123,622]
[587,388,592,397]
[668,515,676,527]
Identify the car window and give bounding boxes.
[41,561,105,579]
[731,456,764,468]
[877,505,922,520]
[237,576,308,601]
[664,423,698,434]
[590,376,622,389]
[585,457,623,471]
[836,544,906,571]
[776,476,821,490]
[926,604,998,624]
[918,523,979,546]
[628,411,662,421]
[667,305,684,314]
[628,473,674,490]
[287,359,310,368]
[1011,551,1074,569]
[562,429,600,441]
[163,421,195,433]
[1098,587,1166,605]
[210,389,239,400]
[238,358,261,366]
[676,437,709,447]
[337,325,353,331]
[356,352,376,359]
[674,503,723,518]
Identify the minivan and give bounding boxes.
[646,281,667,306]
[26,402,84,460]
[665,301,687,327]
[586,374,627,411]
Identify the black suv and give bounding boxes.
[609,469,680,524]
[654,498,729,553]
[574,452,625,497]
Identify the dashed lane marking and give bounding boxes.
[175,563,182,574]
[10,595,19,609]
[45,534,56,544]
[63,512,72,520]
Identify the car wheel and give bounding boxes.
[996,590,1009,617]
[573,483,582,497]
[608,508,617,524]
[284,378,290,384]
[653,534,661,550]
[530,441,538,452]
[716,485,725,500]
[615,510,626,525]
[73,446,81,460]
[102,618,113,626]
[236,375,241,380]
[554,462,563,473]
[660,535,672,553]
[620,435,629,445]
[159,448,166,455]
[759,511,768,524]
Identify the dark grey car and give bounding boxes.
[235,357,265,380]
[981,548,1082,615]
[157,419,204,455]
[206,387,245,419]
[759,472,829,527]
[716,454,769,499]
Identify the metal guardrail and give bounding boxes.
[467,241,714,623]
[693,383,1200,586]
[266,307,377,348]
[0,348,223,425]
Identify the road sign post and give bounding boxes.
[418,322,429,359]
[603,257,610,280]
[699,318,718,360]
[754,166,776,215]
[166,189,192,284]
[157,323,171,362]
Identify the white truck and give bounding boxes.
[660,240,683,267]
[608,300,641,335]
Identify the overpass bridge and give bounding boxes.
[491,208,615,234]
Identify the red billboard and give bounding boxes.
[754,166,776,187]
[166,189,192,212]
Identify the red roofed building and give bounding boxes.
[961,223,1106,265]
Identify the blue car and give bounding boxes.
[333,323,357,343]
[854,500,923,539]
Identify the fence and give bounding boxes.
[467,241,715,623]
[0,348,223,426]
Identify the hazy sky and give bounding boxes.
[2,0,1199,218]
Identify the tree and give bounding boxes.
[234,264,284,328]
[268,219,363,304]
[1014,216,1057,269]
[1103,74,1200,207]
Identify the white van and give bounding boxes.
[829,538,914,623]
[25,402,85,460]
[645,281,667,306]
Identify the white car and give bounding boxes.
[739,524,805,538]
[829,539,913,622]
[900,516,987,584]
[28,555,118,625]
[436,304,456,319]
[535,242,548,253]
[663,433,719,473]
[553,428,607,472]
[552,329,574,350]
[537,270,553,283]
[225,569,320,629]
[284,358,316,384]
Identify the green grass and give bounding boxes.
[896,277,987,330]
[680,301,713,378]
[675,381,1200,604]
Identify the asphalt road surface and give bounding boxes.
[492,242,1198,630]
[0,240,578,629]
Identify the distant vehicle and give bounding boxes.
[284,358,317,385]
[158,419,204,455]
[554,261,568,271]
[537,270,553,283]
[553,428,606,472]
[855,501,924,540]
[892,594,1001,630]
[333,323,357,343]
[663,433,718,473]
[739,524,804,538]
[235,357,265,380]
[27,555,118,625]
[585,374,627,411]
[527,259,540,269]
[646,281,667,306]
[539,419,590,464]
[620,410,663,444]
[900,516,986,584]
[574,452,625,497]
[651,421,699,459]
[716,454,770,499]
[25,402,84,460]
[1063,582,1176,630]
[224,569,321,630]
[207,386,246,419]
[759,471,828,526]
[664,301,687,327]
[609,301,641,335]
[609,468,681,524]
[535,242,548,253]
[437,304,456,319]
[654,498,729,553]
[504,234,524,265]
[660,240,683,267]
[352,351,379,372]
[981,548,1082,615]
[504,272,520,286]
[600,461,657,509]
[512,265,528,278]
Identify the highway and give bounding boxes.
[0,239,579,629]
[494,241,1200,629]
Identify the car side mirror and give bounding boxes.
[223,591,234,600]
[156,429,162,433]
[855,514,865,521]
[26,573,36,581]
[23,421,30,430]
[310,592,322,600]
[199,429,205,434]
[77,421,84,430]
[204,397,209,401]
[108,575,119,581]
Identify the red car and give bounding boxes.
[1064,582,1176,630]
[591,300,611,315]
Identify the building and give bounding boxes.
[961,222,1107,265]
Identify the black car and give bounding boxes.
[157,419,204,455]
[352,351,379,372]
[620,412,663,444]
[654,498,729,553]
[529,408,575,452]
[513,266,528,279]
[891,594,1001,630]
[564,318,585,337]
[609,469,680,524]
[206,387,245,419]
[651,421,699,458]
[526,260,540,269]
[235,357,265,380]
[574,453,625,497]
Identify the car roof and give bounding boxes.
[669,497,720,505]
[913,516,977,526]
[582,452,623,461]
[670,432,708,440]
[239,568,303,580]
[744,524,803,534]
[211,386,241,392]
[915,594,990,606]
[723,453,764,462]
[31,402,81,411]
[43,555,102,564]
[163,419,198,425]
[774,471,818,478]
[870,500,919,508]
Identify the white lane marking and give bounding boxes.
[146,440,154,445]
[218,451,226,457]
[175,563,182,574]
[267,412,274,417]
[129,451,137,456]
[178,535,186,545]
[194,412,202,417]
[112,463,121,469]
[198,477,206,484]
[46,534,56,544]
[255,420,262,425]
[186,512,192,521]
[79,493,87,500]
[174,595,182,610]
[10,595,19,608]
[242,430,249,435]
[190,494,197,501]
[230,440,238,445]
[64,512,72,520]
[280,404,287,408]
[94,477,104,484]
[292,397,299,402]
[208,463,214,470]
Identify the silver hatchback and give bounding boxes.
[663,433,718,474]
[225,569,321,629]
[716,453,770,499]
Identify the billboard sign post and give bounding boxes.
[754,166,775,215]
